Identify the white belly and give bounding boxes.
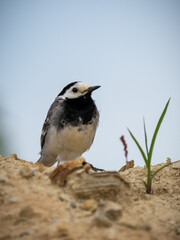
[44,124,96,161]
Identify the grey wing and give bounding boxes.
[40,117,50,150]
[40,98,63,150]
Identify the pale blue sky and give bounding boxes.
[0,0,180,170]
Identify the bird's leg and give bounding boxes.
[89,163,105,172]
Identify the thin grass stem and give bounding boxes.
[128,98,171,194]
[127,128,148,167]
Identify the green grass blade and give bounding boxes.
[141,179,148,188]
[143,118,149,159]
[151,162,172,179]
[148,98,171,164]
[151,160,179,179]
[128,128,148,167]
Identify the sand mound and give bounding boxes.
[0,154,180,240]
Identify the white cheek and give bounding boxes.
[64,91,75,99]
[63,91,83,99]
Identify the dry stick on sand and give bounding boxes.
[120,135,128,164]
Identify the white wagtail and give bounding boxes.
[37,81,100,167]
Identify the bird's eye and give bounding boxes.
[72,87,78,93]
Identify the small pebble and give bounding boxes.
[70,201,77,208]
[170,220,175,225]
[59,193,70,202]
[10,197,19,203]
[80,199,97,212]
[57,225,70,238]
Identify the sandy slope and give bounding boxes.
[0,154,180,240]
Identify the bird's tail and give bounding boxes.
[37,157,42,164]
[36,155,57,167]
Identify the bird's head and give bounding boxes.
[58,81,100,100]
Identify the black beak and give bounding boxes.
[87,85,101,93]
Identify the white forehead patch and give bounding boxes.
[62,82,90,99]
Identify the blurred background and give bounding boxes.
[0,0,180,170]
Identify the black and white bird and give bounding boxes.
[37,81,100,167]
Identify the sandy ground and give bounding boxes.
[0,154,180,240]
